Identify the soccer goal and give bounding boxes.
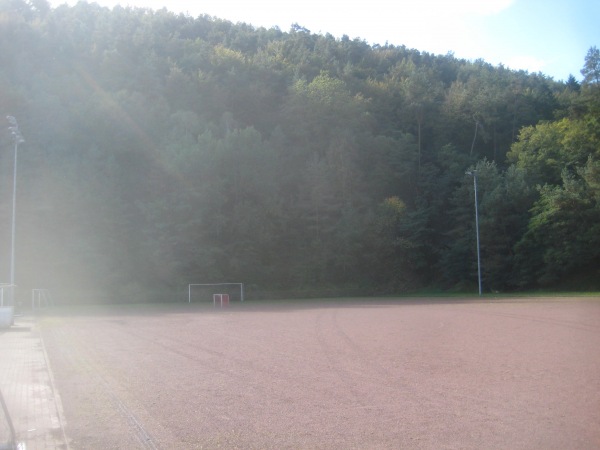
[0,284,13,307]
[188,283,244,303]
[0,284,15,328]
[32,289,54,310]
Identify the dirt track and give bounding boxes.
[39,297,600,449]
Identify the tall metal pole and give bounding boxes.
[7,116,24,307]
[10,137,18,292]
[466,170,482,296]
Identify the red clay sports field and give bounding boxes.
[30,296,600,448]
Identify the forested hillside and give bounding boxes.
[1,1,599,301]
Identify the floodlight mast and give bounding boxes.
[7,116,24,307]
[466,170,482,296]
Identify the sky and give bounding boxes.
[47,0,599,81]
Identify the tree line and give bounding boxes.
[0,0,598,301]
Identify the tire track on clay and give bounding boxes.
[318,308,418,391]
[103,318,323,412]
[461,306,600,333]
[314,308,369,407]
[312,307,427,411]
[112,311,399,422]
[42,325,160,450]
[114,321,282,379]
[312,307,453,432]
[315,306,515,425]
[330,309,397,379]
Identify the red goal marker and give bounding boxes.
[213,293,229,308]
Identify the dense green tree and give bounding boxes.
[514,163,600,288]
[509,82,600,289]
[581,46,600,86]
[395,60,443,171]
[508,114,600,186]
[479,165,536,290]
[366,196,419,290]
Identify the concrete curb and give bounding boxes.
[0,316,69,449]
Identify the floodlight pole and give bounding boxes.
[7,116,24,307]
[466,170,482,296]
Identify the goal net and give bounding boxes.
[0,284,15,329]
[32,289,54,310]
[188,283,244,304]
[0,284,12,307]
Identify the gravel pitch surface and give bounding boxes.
[39,297,600,449]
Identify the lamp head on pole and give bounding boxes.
[6,115,24,144]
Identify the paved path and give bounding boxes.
[0,315,69,450]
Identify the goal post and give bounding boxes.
[0,284,15,329]
[0,284,14,307]
[32,289,54,310]
[188,283,244,303]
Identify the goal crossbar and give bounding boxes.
[188,283,244,303]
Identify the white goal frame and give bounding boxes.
[188,283,244,303]
[32,289,54,310]
[0,283,14,307]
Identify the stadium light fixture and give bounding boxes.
[466,170,482,296]
[7,116,24,308]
